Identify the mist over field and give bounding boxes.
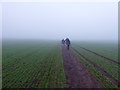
[2,2,118,41]
[1,1,119,88]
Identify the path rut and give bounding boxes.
[62,45,103,88]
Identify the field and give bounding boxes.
[3,40,67,88]
[0,40,2,89]
[71,41,119,88]
[2,40,119,88]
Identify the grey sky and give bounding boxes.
[0,4,2,39]
[2,2,118,41]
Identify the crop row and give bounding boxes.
[71,49,118,88]
[3,42,67,88]
[72,45,119,81]
[72,42,118,61]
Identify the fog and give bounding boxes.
[2,2,118,41]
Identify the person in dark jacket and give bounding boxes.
[61,39,65,44]
[65,38,71,50]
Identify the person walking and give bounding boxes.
[61,39,65,44]
[65,38,71,50]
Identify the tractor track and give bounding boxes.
[71,47,119,87]
[77,46,119,64]
[62,45,103,88]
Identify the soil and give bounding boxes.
[62,45,103,88]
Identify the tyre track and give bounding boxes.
[77,46,119,64]
[71,47,119,87]
[62,45,103,88]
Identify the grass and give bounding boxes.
[2,40,67,88]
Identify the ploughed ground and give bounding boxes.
[62,45,103,88]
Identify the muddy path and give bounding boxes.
[62,45,103,88]
[77,46,120,64]
[72,47,119,87]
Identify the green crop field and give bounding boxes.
[2,40,67,88]
[72,41,118,61]
[72,43,119,80]
[2,40,119,88]
[0,40,2,89]
[71,41,119,88]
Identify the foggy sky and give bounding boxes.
[0,4,2,39]
[2,2,118,41]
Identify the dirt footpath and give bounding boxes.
[62,45,103,88]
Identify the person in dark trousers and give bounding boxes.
[65,38,71,50]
